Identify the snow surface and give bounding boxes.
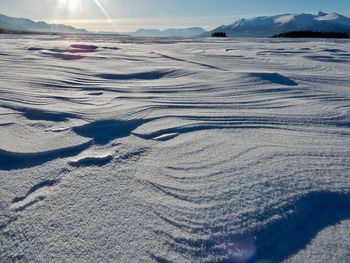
[0,34,350,262]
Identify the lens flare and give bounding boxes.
[93,0,117,30]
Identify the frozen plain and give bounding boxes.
[0,34,349,262]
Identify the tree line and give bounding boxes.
[211,32,227,37]
[273,30,350,38]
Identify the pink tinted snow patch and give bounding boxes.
[51,53,85,60]
[69,44,98,53]
[28,44,99,60]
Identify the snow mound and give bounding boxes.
[246,72,298,86]
[69,151,113,167]
[96,69,183,81]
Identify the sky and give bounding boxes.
[0,0,350,32]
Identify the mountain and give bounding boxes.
[0,14,88,34]
[208,12,350,37]
[126,27,207,37]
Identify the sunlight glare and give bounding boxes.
[58,0,82,13]
[55,0,118,31]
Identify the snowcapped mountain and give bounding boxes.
[0,14,88,34]
[209,12,350,37]
[126,27,207,37]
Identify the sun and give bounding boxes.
[58,0,82,13]
[57,0,110,19]
[55,0,118,31]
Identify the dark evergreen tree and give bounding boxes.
[211,32,227,37]
[273,30,350,38]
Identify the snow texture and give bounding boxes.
[0,34,350,263]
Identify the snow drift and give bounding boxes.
[0,35,350,262]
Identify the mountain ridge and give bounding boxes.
[0,13,88,34]
[207,11,350,37]
[126,27,207,37]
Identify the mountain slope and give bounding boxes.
[208,12,350,37]
[0,19,27,32]
[127,27,207,37]
[0,14,88,34]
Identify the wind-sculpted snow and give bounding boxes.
[0,35,350,262]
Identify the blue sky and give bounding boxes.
[0,0,349,32]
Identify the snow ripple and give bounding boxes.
[0,36,350,262]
